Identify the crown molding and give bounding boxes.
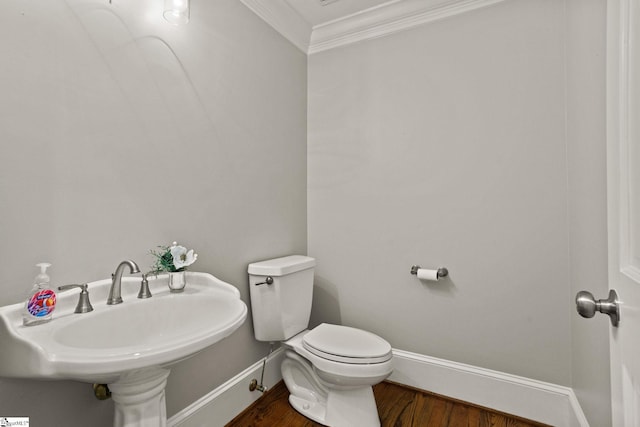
[239,0,312,53]
[240,0,509,55]
[310,0,508,54]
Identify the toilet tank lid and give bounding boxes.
[248,255,316,276]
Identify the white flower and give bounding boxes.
[170,244,198,270]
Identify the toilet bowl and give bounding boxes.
[293,323,392,386]
[248,256,393,427]
[282,325,393,427]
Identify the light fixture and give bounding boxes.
[163,0,190,25]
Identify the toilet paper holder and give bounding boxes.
[410,265,449,278]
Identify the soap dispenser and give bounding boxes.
[22,263,57,326]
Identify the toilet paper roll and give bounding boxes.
[416,268,439,281]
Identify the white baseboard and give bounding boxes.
[169,347,589,427]
[390,349,589,427]
[167,348,286,427]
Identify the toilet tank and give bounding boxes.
[248,255,316,341]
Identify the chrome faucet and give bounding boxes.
[107,260,141,305]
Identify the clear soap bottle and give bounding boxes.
[22,262,57,326]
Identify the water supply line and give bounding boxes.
[93,383,111,400]
[249,342,275,393]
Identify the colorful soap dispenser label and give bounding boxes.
[27,289,56,317]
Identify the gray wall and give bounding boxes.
[309,0,607,411]
[0,0,307,425]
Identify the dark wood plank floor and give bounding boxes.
[226,380,551,427]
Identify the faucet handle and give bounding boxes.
[138,273,153,299]
[58,284,94,314]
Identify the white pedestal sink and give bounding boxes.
[0,272,247,427]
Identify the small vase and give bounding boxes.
[168,271,186,293]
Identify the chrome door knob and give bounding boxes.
[575,289,620,327]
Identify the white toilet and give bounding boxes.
[248,255,393,427]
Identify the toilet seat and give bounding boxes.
[302,323,392,365]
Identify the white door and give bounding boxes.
[607,0,640,424]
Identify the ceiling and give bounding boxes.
[284,0,394,27]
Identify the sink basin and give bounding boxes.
[54,293,239,350]
[0,272,247,383]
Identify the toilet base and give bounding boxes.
[289,384,380,427]
[282,350,381,427]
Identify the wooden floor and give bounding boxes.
[226,380,550,427]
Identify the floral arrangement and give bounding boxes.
[150,241,198,273]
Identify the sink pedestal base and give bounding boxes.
[110,367,171,427]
